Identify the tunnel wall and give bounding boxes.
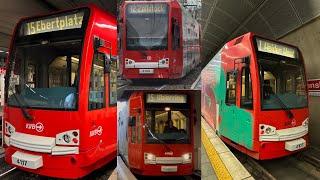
[279,17,320,149]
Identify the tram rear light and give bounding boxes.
[144,153,156,164]
[72,138,78,144]
[182,153,192,164]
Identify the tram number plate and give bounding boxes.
[285,138,306,151]
[12,151,43,169]
[161,166,177,172]
[139,69,154,74]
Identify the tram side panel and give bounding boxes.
[181,4,201,77]
[118,101,129,163]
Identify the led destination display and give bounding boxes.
[127,3,167,14]
[146,94,187,104]
[256,38,298,59]
[21,11,84,36]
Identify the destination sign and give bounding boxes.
[127,3,167,14]
[21,11,84,36]
[146,94,187,104]
[256,38,298,59]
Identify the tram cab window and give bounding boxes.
[241,67,253,109]
[226,72,236,105]
[145,109,190,144]
[7,40,81,110]
[259,57,307,110]
[89,52,105,110]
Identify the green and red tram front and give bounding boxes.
[201,32,309,160]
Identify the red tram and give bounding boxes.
[118,91,196,176]
[3,5,118,178]
[119,0,200,80]
[201,32,309,160]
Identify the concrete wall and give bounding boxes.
[280,17,320,149]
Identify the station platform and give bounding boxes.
[201,117,253,180]
[111,156,136,180]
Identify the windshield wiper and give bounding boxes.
[271,93,294,119]
[145,124,172,151]
[12,93,33,120]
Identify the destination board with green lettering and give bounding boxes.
[256,38,298,59]
[127,3,167,14]
[146,94,187,104]
[21,11,85,36]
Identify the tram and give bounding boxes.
[201,32,309,160]
[118,91,196,176]
[3,5,117,178]
[119,0,200,80]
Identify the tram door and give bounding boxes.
[235,57,253,148]
[128,96,142,169]
[88,38,117,150]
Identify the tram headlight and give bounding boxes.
[63,134,71,143]
[302,118,309,128]
[158,58,169,68]
[56,130,80,146]
[182,153,192,164]
[259,124,276,135]
[4,121,15,136]
[265,127,272,134]
[144,153,156,164]
[125,58,135,68]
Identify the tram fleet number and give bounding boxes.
[16,159,28,167]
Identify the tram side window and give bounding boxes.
[131,118,136,143]
[241,67,253,109]
[226,72,236,105]
[136,114,141,143]
[109,59,117,106]
[89,53,105,110]
[172,18,180,50]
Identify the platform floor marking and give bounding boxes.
[202,127,232,180]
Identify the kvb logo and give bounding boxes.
[90,126,103,137]
[26,122,44,132]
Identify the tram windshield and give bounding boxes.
[126,3,168,50]
[258,56,308,110]
[6,39,82,110]
[145,108,190,144]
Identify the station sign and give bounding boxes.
[256,38,298,59]
[307,79,320,96]
[127,3,167,14]
[146,94,187,104]
[21,11,84,36]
